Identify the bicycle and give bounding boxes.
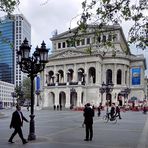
[102,113,117,124]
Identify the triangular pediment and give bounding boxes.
[48,49,88,60]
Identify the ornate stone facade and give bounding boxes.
[39,25,147,109]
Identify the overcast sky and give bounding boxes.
[8,0,148,75]
[14,0,84,48]
[14,0,148,75]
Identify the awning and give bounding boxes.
[130,96,138,101]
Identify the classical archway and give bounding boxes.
[70,89,77,107]
[106,69,112,84]
[59,91,66,107]
[48,92,55,107]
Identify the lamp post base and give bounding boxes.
[28,133,36,141]
[28,114,36,141]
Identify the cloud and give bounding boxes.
[15,0,84,48]
[1,0,147,75]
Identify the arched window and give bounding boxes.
[106,69,112,84]
[78,68,85,82]
[67,69,74,82]
[58,70,64,83]
[117,69,122,84]
[102,35,106,42]
[48,71,54,84]
[88,67,96,84]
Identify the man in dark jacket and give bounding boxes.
[8,105,29,144]
[115,105,122,119]
[83,103,94,141]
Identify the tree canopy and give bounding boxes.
[22,77,31,100]
[0,0,19,14]
[69,0,147,51]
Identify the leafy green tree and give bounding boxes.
[69,0,147,51]
[0,0,20,51]
[22,77,31,100]
[15,84,24,103]
[0,0,19,14]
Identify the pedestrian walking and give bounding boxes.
[60,104,62,110]
[97,103,102,117]
[97,105,101,117]
[115,105,122,119]
[53,104,56,110]
[143,102,147,114]
[110,103,116,118]
[83,103,94,141]
[57,105,59,110]
[8,104,29,144]
[27,105,29,111]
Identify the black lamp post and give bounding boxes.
[99,87,105,104]
[35,90,40,106]
[99,81,114,111]
[17,38,49,140]
[121,87,131,105]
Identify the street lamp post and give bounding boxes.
[99,82,114,111]
[99,87,105,104]
[17,38,49,140]
[35,90,40,106]
[122,87,131,106]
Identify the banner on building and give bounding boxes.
[36,76,40,94]
[132,68,141,85]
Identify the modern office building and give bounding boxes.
[0,80,15,108]
[40,24,147,109]
[0,14,31,86]
[0,16,14,84]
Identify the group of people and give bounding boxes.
[53,104,63,110]
[107,103,122,119]
[83,102,122,141]
[97,102,122,119]
[8,102,122,144]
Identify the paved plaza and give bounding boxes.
[0,108,148,148]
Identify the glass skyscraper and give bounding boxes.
[0,14,31,86]
[0,16,14,84]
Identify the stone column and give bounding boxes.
[114,64,117,85]
[84,63,88,84]
[64,64,67,83]
[43,70,47,86]
[54,66,57,84]
[122,65,126,86]
[77,90,82,107]
[42,90,48,107]
[65,89,70,108]
[129,66,131,86]
[54,65,57,75]
[73,64,77,82]
[96,61,101,84]
[54,88,59,106]
[102,64,105,83]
